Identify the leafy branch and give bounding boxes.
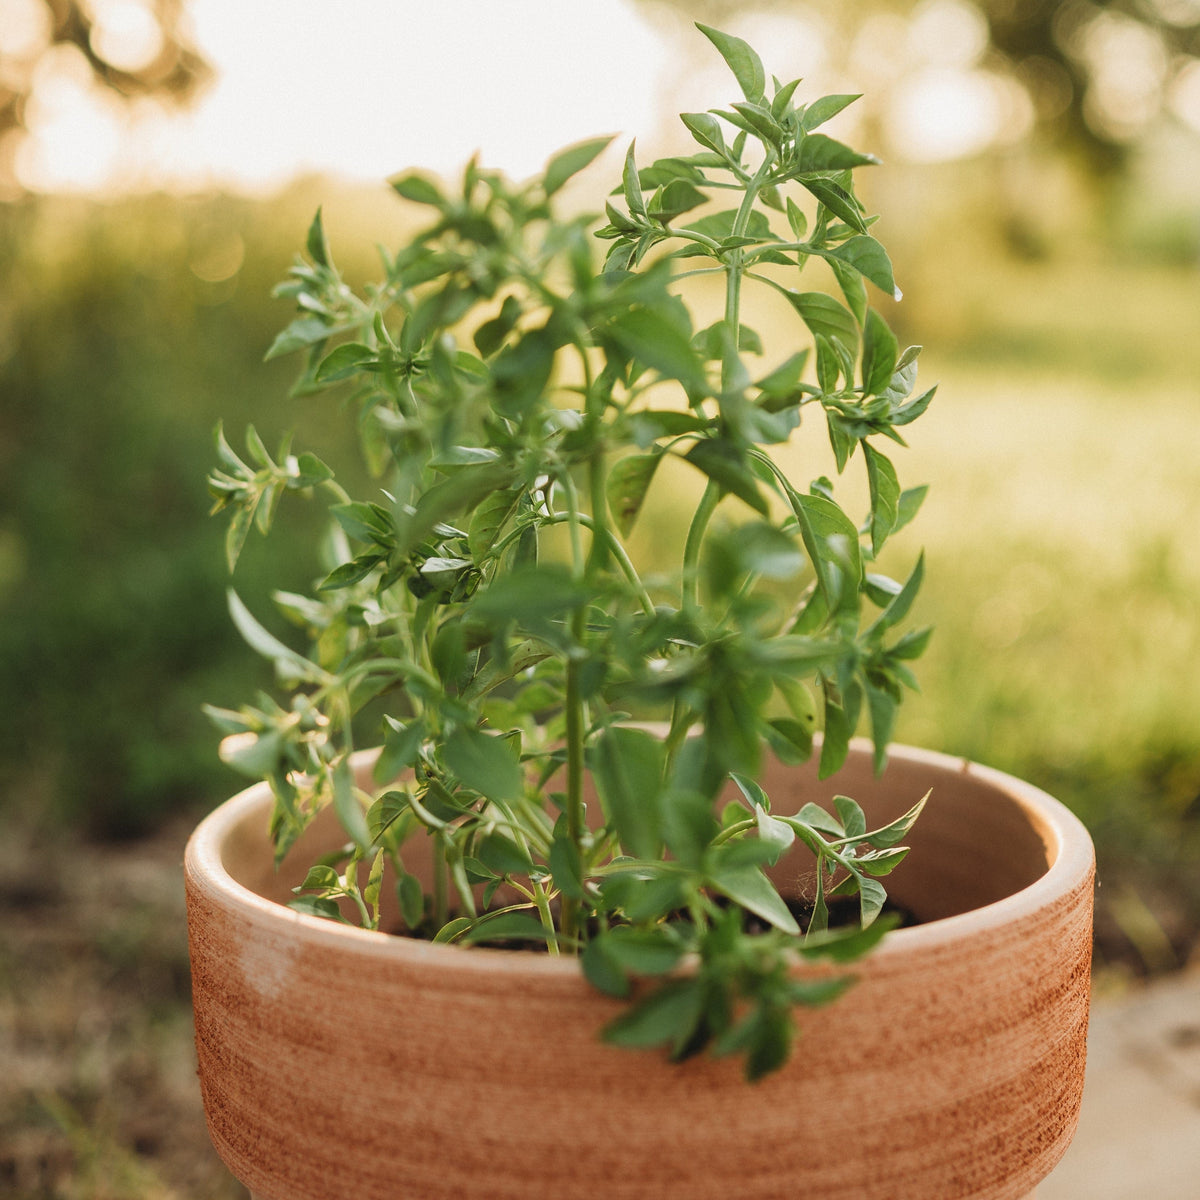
[206,22,935,1080]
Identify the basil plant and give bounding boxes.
[207,24,932,1081]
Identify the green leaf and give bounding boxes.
[799,178,866,234]
[468,564,588,627]
[784,490,862,616]
[432,916,474,944]
[696,23,766,103]
[476,831,535,877]
[801,93,862,131]
[862,309,900,398]
[548,816,585,901]
[397,872,425,929]
[799,912,897,961]
[602,926,686,975]
[606,452,662,538]
[288,896,351,923]
[389,171,445,206]
[466,488,521,561]
[315,342,376,383]
[607,307,705,391]
[684,207,773,243]
[626,410,706,447]
[796,134,879,173]
[333,757,370,850]
[827,235,900,301]
[828,258,867,327]
[771,77,802,119]
[331,501,393,545]
[754,803,796,864]
[893,385,937,427]
[764,717,814,766]
[785,292,859,350]
[728,101,784,145]
[707,863,800,934]
[217,728,284,779]
[306,207,330,268]
[856,846,910,876]
[581,937,631,998]
[602,979,704,1051]
[661,787,719,867]
[730,772,768,810]
[856,874,888,926]
[443,725,524,802]
[819,683,853,780]
[592,726,665,860]
[364,848,385,912]
[894,484,928,534]
[224,503,253,574]
[865,792,928,849]
[622,141,646,218]
[366,789,411,844]
[318,554,384,591]
[685,440,769,515]
[868,551,925,636]
[264,316,331,361]
[602,872,688,923]
[648,179,709,222]
[863,442,900,556]
[680,111,726,157]
[457,911,553,944]
[291,452,334,488]
[296,864,340,892]
[728,521,804,580]
[788,802,843,839]
[890,625,933,661]
[833,794,867,839]
[543,135,614,196]
[227,590,331,684]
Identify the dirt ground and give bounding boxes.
[0,802,1193,1199]
[0,812,243,1200]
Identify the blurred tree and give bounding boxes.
[639,0,1200,175]
[0,0,209,191]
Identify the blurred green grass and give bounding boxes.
[1,178,1196,969]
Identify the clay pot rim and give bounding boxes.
[186,738,1093,980]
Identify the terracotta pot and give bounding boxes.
[186,740,1093,1200]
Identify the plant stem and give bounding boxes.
[682,480,720,616]
[532,879,560,956]
[680,157,777,619]
[560,469,588,949]
[562,624,585,948]
[432,832,449,929]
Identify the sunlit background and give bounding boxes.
[2,1,1199,1193]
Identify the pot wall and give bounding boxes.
[186,741,1094,1200]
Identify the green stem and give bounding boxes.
[723,154,776,360]
[562,624,585,948]
[682,480,720,616]
[532,879,560,956]
[663,700,697,782]
[560,470,588,949]
[432,832,449,929]
[586,449,610,577]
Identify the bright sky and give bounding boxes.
[18,0,674,193]
[17,0,1185,196]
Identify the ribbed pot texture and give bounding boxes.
[186,740,1094,1200]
